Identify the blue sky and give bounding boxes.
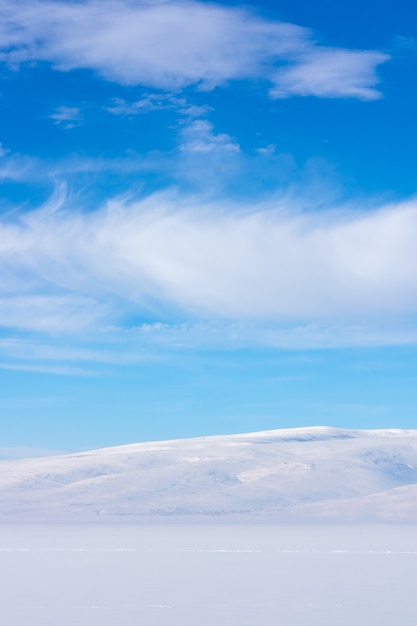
[1,0,417,456]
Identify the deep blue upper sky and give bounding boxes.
[0,0,417,456]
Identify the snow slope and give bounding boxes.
[2,427,417,522]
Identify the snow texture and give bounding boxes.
[2,426,417,522]
[1,524,417,626]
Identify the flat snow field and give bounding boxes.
[0,523,416,626]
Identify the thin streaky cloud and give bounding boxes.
[106,95,211,118]
[0,295,111,333]
[50,105,83,128]
[1,192,417,325]
[271,49,387,100]
[3,317,417,370]
[0,148,35,182]
[0,362,95,376]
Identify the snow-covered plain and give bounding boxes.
[1,426,417,522]
[1,524,417,626]
[2,428,417,624]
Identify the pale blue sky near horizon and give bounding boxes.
[1,0,417,456]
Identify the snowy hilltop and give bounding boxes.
[2,427,417,522]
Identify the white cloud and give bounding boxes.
[173,120,242,190]
[256,144,277,156]
[0,362,93,376]
[50,105,82,128]
[3,315,417,373]
[179,120,240,154]
[2,191,417,329]
[128,318,417,350]
[0,0,388,100]
[0,295,110,333]
[0,143,35,181]
[107,94,183,116]
[106,94,211,118]
[271,49,387,100]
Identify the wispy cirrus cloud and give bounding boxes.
[271,48,386,100]
[2,190,417,330]
[0,0,388,100]
[106,93,210,118]
[0,143,36,182]
[2,315,417,375]
[50,105,83,129]
[0,295,110,333]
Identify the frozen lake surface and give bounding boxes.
[1,523,416,625]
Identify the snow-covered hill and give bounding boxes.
[2,427,417,522]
